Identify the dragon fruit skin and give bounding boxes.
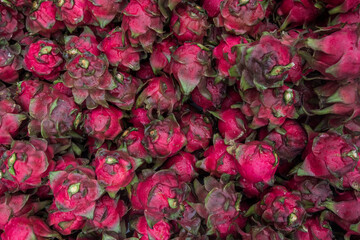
[64,27,100,58]
[130,108,151,128]
[94,148,142,197]
[56,0,91,32]
[297,131,359,180]
[119,127,150,160]
[171,42,212,95]
[15,80,49,112]
[294,216,333,240]
[0,5,23,41]
[221,88,242,110]
[322,0,360,14]
[24,40,64,81]
[26,0,65,37]
[0,194,33,230]
[122,0,163,52]
[87,0,122,28]
[240,225,284,240]
[136,62,156,81]
[99,27,141,71]
[0,42,22,84]
[340,161,360,191]
[1,216,60,240]
[191,78,226,111]
[133,216,172,240]
[170,3,209,43]
[150,38,177,74]
[143,114,186,159]
[163,151,198,183]
[202,0,223,17]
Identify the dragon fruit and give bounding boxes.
[191,78,226,111]
[0,138,55,191]
[131,170,189,227]
[294,217,333,240]
[170,3,209,43]
[163,151,198,183]
[339,161,360,191]
[0,42,22,84]
[132,216,172,240]
[202,0,223,17]
[240,225,284,240]
[63,53,117,108]
[192,177,246,237]
[64,27,100,58]
[221,88,242,109]
[297,130,359,180]
[241,85,300,129]
[83,105,123,145]
[143,114,186,159]
[94,148,142,197]
[213,0,268,35]
[24,39,64,81]
[26,0,64,37]
[321,0,360,14]
[1,216,60,240]
[56,0,91,32]
[136,76,180,117]
[136,62,156,80]
[247,185,306,232]
[87,0,122,28]
[213,35,248,80]
[0,5,23,41]
[119,127,150,161]
[229,141,278,197]
[198,135,238,176]
[122,0,164,52]
[179,111,212,152]
[98,27,141,71]
[15,80,49,112]
[171,42,212,95]
[49,167,104,219]
[130,108,151,127]
[88,195,127,232]
[150,37,177,74]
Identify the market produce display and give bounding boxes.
[0,0,360,239]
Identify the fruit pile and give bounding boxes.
[0,0,360,239]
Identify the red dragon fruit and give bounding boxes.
[122,0,164,52]
[28,87,82,139]
[221,88,242,109]
[49,167,104,219]
[202,0,223,17]
[94,148,142,197]
[150,37,177,74]
[191,78,226,110]
[277,0,320,29]
[63,53,117,108]
[48,202,86,235]
[247,185,306,232]
[83,105,123,145]
[1,216,60,240]
[321,0,360,14]
[179,111,212,152]
[87,0,122,28]
[64,27,100,58]
[88,195,127,232]
[332,8,360,24]
[170,3,209,43]
[136,62,156,80]
[240,225,284,240]
[26,0,64,37]
[131,170,189,227]
[171,42,212,95]
[0,138,55,191]
[229,141,278,197]
[24,39,64,81]
[213,0,268,35]
[98,27,141,71]
[15,80,49,112]
[0,5,23,41]
[129,108,151,128]
[163,151,198,183]
[56,0,91,32]
[132,216,172,240]
[108,72,142,111]
[191,177,246,237]
[294,216,333,240]
[136,76,180,117]
[143,114,186,159]
[0,42,22,84]
[339,161,360,191]
[213,35,248,80]
[118,127,151,161]
[296,130,359,180]
[198,135,238,177]
[241,85,300,130]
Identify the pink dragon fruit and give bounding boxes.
[24,39,64,81]
[221,88,242,110]
[229,141,278,197]
[98,27,141,71]
[202,0,223,17]
[198,135,238,176]
[94,148,142,197]
[131,170,189,227]
[213,35,248,80]
[0,138,55,191]
[339,161,360,191]
[240,225,284,240]
[83,105,123,145]
[0,42,22,84]
[191,78,226,110]
[150,37,177,74]
[179,111,212,152]
[214,0,268,35]
[87,0,122,28]
[170,3,209,43]
[118,127,151,161]
[56,0,91,32]
[247,185,306,232]
[0,5,23,41]
[88,195,127,232]
[321,0,360,14]
[136,76,180,116]
[129,108,151,128]
[294,217,333,240]
[171,42,213,95]
[143,114,186,159]
[132,216,172,240]
[26,0,64,37]
[136,62,156,80]
[48,202,86,235]
[1,216,60,240]
[64,27,100,58]
[15,80,49,112]
[163,151,198,183]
